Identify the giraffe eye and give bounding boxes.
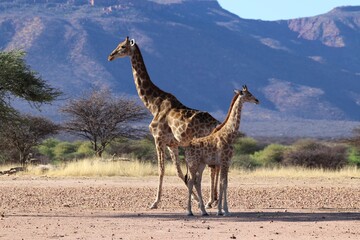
[121,46,126,49]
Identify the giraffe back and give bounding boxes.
[166,108,220,146]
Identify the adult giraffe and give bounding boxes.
[108,37,220,209]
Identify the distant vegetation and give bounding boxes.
[0,50,149,166]
[0,49,359,174]
[1,29,360,176]
[2,134,360,172]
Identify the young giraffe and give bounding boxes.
[108,37,220,209]
[185,86,259,216]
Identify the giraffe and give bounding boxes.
[108,37,220,209]
[184,85,259,216]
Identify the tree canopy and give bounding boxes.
[0,114,59,166]
[61,88,150,157]
[0,50,62,119]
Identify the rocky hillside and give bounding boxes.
[0,0,359,136]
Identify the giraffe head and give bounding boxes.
[235,85,259,104]
[108,36,136,61]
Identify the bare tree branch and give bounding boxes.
[0,114,59,166]
[60,88,150,157]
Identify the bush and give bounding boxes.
[53,142,78,161]
[348,147,360,167]
[0,140,18,164]
[233,137,262,155]
[283,140,347,169]
[251,144,287,167]
[37,139,93,162]
[106,137,156,162]
[231,154,260,170]
[74,141,94,159]
[37,138,61,160]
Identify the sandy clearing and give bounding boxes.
[1,175,360,240]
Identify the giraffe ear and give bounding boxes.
[130,39,136,46]
[242,85,248,91]
[234,89,243,95]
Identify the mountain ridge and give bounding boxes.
[1,1,359,137]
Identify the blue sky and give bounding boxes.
[217,0,360,20]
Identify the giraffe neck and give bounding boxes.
[216,94,243,142]
[129,44,174,115]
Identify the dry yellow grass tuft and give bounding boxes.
[2,158,360,179]
[231,166,360,179]
[25,158,182,177]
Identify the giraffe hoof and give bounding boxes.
[201,212,209,217]
[223,212,231,217]
[187,212,194,217]
[149,203,158,209]
[216,211,223,216]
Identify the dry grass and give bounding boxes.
[237,166,360,179]
[0,164,20,172]
[26,158,181,177]
[2,158,360,179]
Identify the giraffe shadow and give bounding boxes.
[106,210,360,222]
[7,210,360,222]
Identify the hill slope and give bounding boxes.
[0,0,359,136]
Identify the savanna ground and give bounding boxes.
[1,163,360,240]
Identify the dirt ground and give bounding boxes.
[1,175,360,240]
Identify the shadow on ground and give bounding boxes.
[109,211,360,222]
[8,210,360,222]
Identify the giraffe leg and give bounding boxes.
[186,172,195,216]
[206,165,219,209]
[206,165,216,209]
[150,142,166,209]
[169,147,200,203]
[214,165,220,205]
[194,163,208,216]
[222,166,230,216]
[217,180,224,216]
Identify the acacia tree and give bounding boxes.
[0,114,59,166]
[60,88,150,157]
[0,50,61,120]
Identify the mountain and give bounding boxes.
[0,0,359,137]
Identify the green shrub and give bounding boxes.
[348,147,360,167]
[231,154,260,170]
[38,139,92,162]
[53,142,78,161]
[74,141,94,159]
[233,137,262,155]
[133,138,157,161]
[37,138,61,160]
[251,144,286,167]
[106,137,156,162]
[283,139,347,169]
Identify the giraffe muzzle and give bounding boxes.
[108,54,115,61]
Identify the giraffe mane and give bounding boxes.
[131,42,187,109]
[210,92,240,134]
